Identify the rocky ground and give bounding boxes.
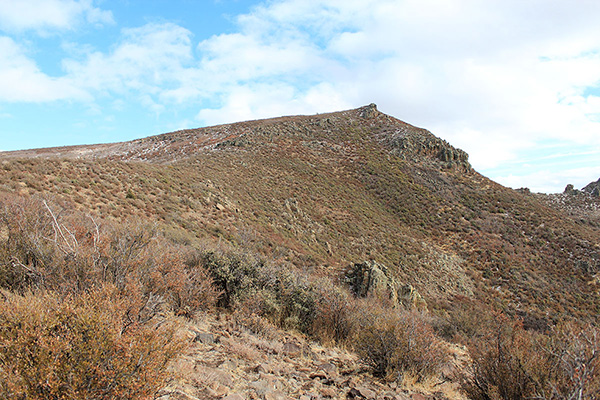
[156,313,467,400]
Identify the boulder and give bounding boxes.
[348,386,377,399]
[564,184,578,195]
[359,103,379,119]
[346,261,427,311]
[193,331,216,344]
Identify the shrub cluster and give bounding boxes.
[0,286,183,399]
[354,302,449,380]
[0,194,220,315]
[0,193,222,398]
[201,250,332,335]
[200,248,449,380]
[461,315,600,400]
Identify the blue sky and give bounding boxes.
[0,0,599,193]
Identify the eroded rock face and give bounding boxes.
[564,184,578,195]
[385,129,471,172]
[583,178,600,197]
[346,261,427,311]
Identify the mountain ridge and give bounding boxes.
[0,104,471,171]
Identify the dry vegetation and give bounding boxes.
[1,105,600,398]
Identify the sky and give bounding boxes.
[0,0,599,193]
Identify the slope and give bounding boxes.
[1,104,599,326]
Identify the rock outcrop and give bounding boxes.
[359,103,380,119]
[583,178,600,197]
[564,184,579,195]
[346,261,427,311]
[385,128,471,172]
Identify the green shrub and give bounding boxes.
[200,250,265,308]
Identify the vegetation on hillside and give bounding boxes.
[1,105,599,398]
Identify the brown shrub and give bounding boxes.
[0,285,184,399]
[431,296,497,342]
[543,321,600,399]
[461,315,600,400]
[0,194,220,317]
[145,247,222,317]
[461,315,540,400]
[354,302,449,380]
[311,281,357,346]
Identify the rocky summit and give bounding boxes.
[1,105,599,399]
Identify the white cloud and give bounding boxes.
[0,0,113,33]
[196,82,351,125]
[63,23,193,100]
[0,36,89,102]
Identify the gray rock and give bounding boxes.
[193,331,217,344]
[564,184,578,195]
[317,362,337,374]
[346,261,427,311]
[282,341,302,357]
[348,387,377,399]
[583,178,600,197]
[357,387,377,399]
[359,103,379,119]
[254,363,271,374]
[249,379,271,396]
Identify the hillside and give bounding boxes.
[1,104,599,399]
[2,104,599,321]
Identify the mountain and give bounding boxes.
[1,104,599,399]
[2,103,598,321]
